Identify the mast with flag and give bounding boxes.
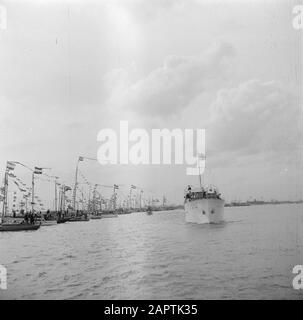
[197,153,206,189]
[113,184,119,210]
[1,161,16,221]
[73,156,84,210]
[129,185,136,210]
[32,166,43,213]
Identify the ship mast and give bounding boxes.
[198,132,206,190]
[1,169,8,221]
[31,172,35,213]
[198,164,202,189]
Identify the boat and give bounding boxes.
[100,211,118,218]
[146,206,153,215]
[68,215,90,222]
[57,217,68,224]
[0,222,40,232]
[0,161,42,232]
[89,215,102,219]
[40,219,57,226]
[184,186,224,224]
[184,150,224,224]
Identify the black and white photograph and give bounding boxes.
[0,0,302,302]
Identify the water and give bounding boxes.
[0,204,302,300]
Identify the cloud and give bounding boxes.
[110,0,186,21]
[206,79,303,162]
[104,42,235,117]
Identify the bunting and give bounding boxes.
[6,161,16,171]
[34,167,43,174]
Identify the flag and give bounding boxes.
[13,181,20,189]
[6,161,16,171]
[34,167,43,174]
[79,156,84,161]
[114,184,119,190]
[64,186,72,192]
[197,153,206,160]
[8,173,16,178]
[131,185,136,189]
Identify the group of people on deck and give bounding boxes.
[185,185,222,201]
[23,211,38,224]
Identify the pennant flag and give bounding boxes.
[79,156,84,161]
[6,161,16,171]
[34,167,43,174]
[8,173,16,178]
[13,181,20,188]
[197,153,206,160]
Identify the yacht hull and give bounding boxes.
[185,198,224,224]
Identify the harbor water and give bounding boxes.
[0,203,302,300]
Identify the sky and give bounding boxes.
[0,0,303,209]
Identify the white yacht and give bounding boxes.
[184,185,224,224]
[184,150,224,224]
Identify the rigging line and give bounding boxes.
[11,161,33,172]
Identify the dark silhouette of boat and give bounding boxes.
[0,223,40,232]
[89,214,102,219]
[57,217,69,224]
[146,206,153,215]
[68,215,90,222]
[100,210,118,218]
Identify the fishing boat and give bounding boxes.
[146,206,153,215]
[89,214,102,219]
[40,219,57,226]
[101,211,118,218]
[68,213,90,222]
[0,222,40,232]
[57,217,68,224]
[0,161,41,232]
[68,216,90,221]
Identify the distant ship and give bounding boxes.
[184,152,224,224]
